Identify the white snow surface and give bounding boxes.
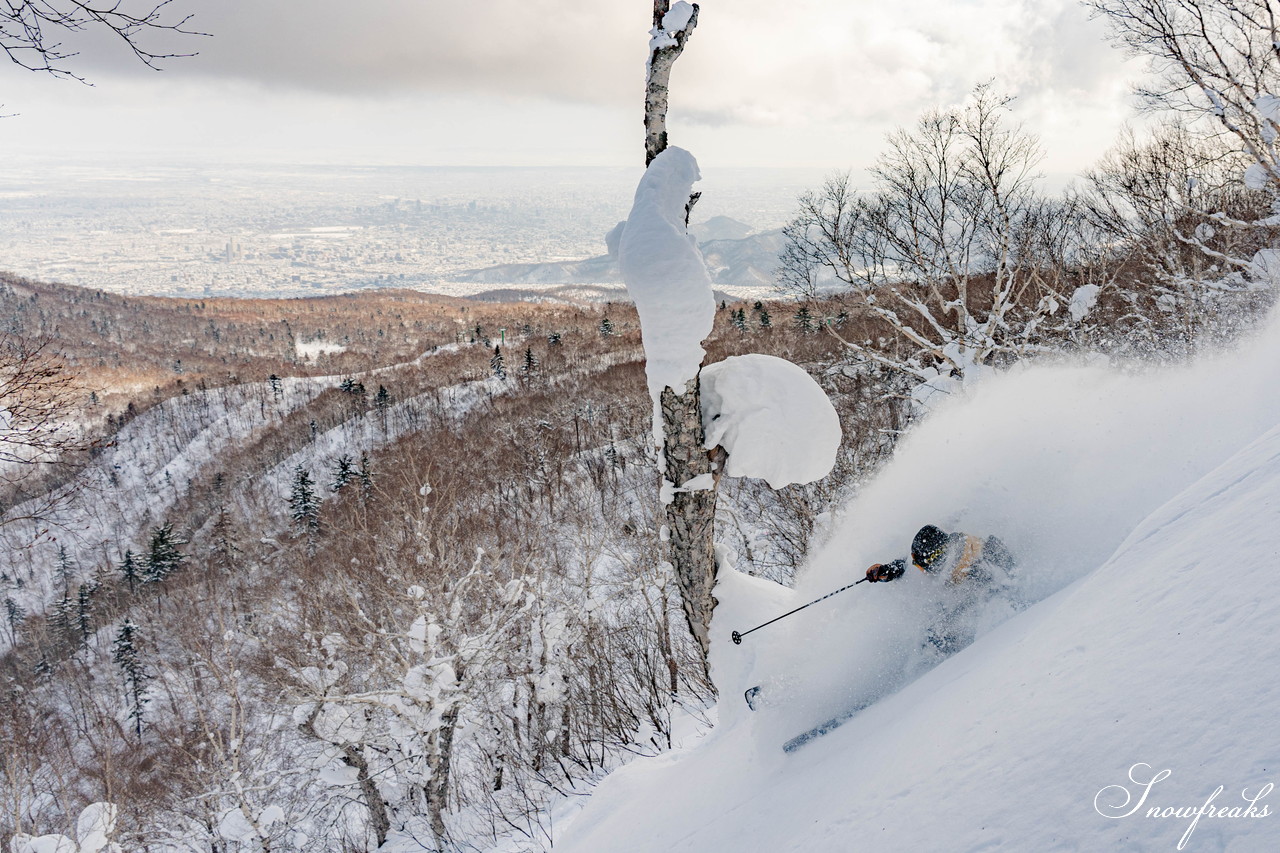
[701,354,841,488]
[555,308,1280,852]
[1244,162,1270,191]
[619,147,716,399]
[662,1,694,32]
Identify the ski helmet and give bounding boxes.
[911,525,949,571]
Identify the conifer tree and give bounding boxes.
[54,544,75,594]
[113,619,149,738]
[75,582,97,645]
[547,331,562,346]
[143,523,186,584]
[119,549,140,592]
[521,347,538,375]
[599,316,616,337]
[331,454,356,492]
[490,345,506,379]
[49,593,74,644]
[358,451,375,503]
[290,465,321,544]
[374,384,392,410]
[759,307,773,329]
[794,304,815,333]
[4,596,25,642]
[732,307,748,332]
[269,373,283,402]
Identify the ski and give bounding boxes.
[782,701,873,753]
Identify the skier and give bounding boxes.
[864,524,1016,653]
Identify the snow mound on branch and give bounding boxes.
[701,354,840,488]
[1068,283,1100,322]
[1244,162,1270,190]
[619,147,715,398]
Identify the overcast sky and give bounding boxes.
[3,0,1144,175]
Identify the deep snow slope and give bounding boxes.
[557,319,1280,852]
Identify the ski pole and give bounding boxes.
[731,578,868,645]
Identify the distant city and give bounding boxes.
[0,157,824,300]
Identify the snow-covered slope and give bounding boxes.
[555,316,1280,852]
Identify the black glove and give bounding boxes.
[865,559,906,583]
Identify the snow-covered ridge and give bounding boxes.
[0,343,479,643]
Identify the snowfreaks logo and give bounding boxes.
[1094,763,1273,850]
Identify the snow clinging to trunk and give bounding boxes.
[619,146,716,400]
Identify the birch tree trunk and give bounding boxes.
[642,0,719,664]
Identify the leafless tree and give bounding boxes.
[638,0,720,664]
[1,0,202,82]
[0,333,99,527]
[1088,0,1280,260]
[780,86,1101,384]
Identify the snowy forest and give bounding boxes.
[4,0,1280,850]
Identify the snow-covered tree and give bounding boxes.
[143,522,185,584]
[289,465,320,541]
[358,451,375,503]
[779,86,1094,393]
[75,580,96,645]
[118,549,140,592]
[330,453,356,492]
[1089,0,1280,278]
[112,619,148,738]
[490,345,506,379]
[621,1,841,663]
[4,595,24,642]
[54,543,75,594]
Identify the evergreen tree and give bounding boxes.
[339,377,367,400]
[49,593,74,641]
[209,506,240,574]
[119,549,140,592]
[75,582,97,645]
[113,619,149,738]
[144,523,186,584]
[268,373,283,402]
[732,307,749,332]
[331,454,356,492]
[54,545,75,594]
[374,384,392,410]
[599,316,616,337]
[759,307,773,329]
[309,419,320,440]
[491,345,507,379]
[521,347,538,374]
[4,596,25,640]
[358,452,375,503]
[547,331,562,346]
[289,466,321,536]
[794,305,815,333]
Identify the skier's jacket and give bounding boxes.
[866,526,1015,586]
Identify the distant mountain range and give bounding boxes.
[453,216,786,291]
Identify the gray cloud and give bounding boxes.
[71,0,1133,125]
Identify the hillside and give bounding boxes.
[0,275,878,851]
[555,309,1280,852]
